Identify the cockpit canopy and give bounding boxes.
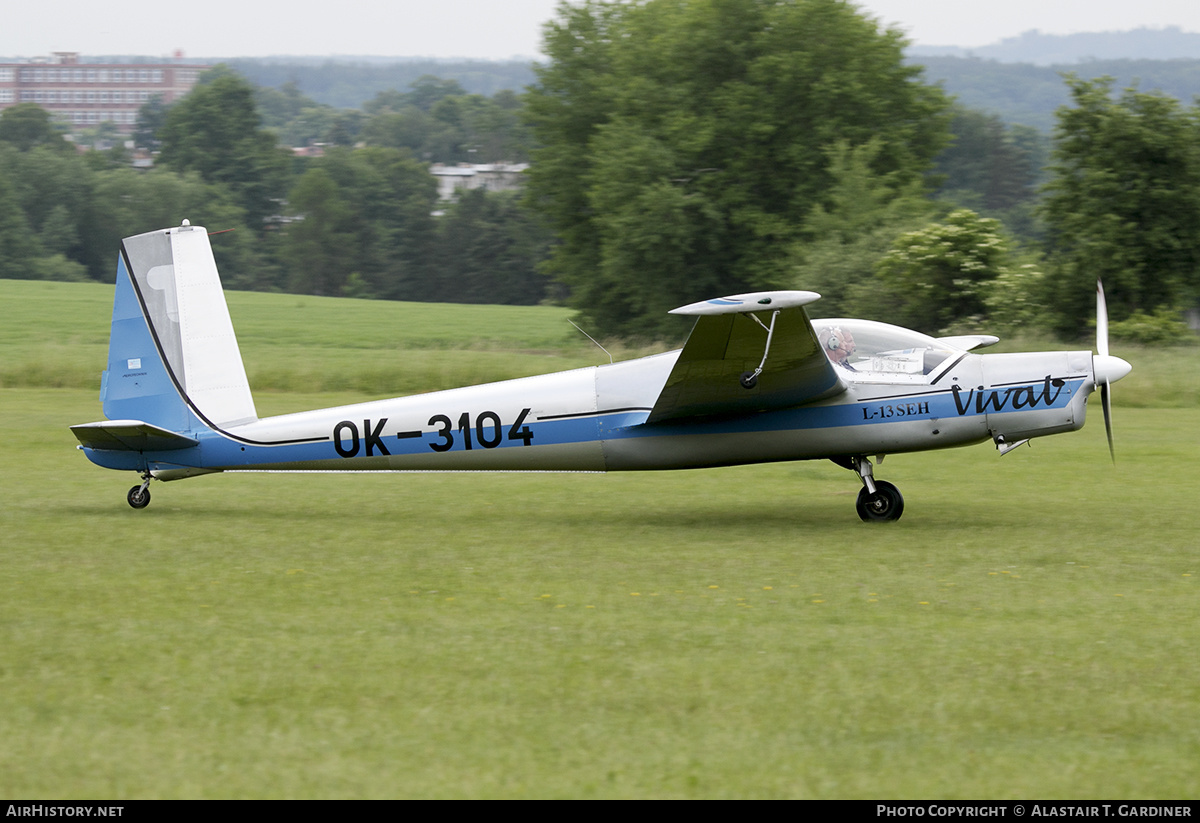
[811,318,967,381]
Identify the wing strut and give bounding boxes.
[740,310,780,389]
[647,290,848,424]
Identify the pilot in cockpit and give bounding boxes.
[819,325,857,371]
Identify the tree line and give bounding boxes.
[1,0,1196,344]
[0,70,554,306]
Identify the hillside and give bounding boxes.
[911,56,1200,131]
[226,57,538,109]
[909,26,1200,65]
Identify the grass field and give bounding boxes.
[1,280,1198,798]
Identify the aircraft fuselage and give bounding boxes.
[82,347,1094,480]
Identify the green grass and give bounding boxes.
[0,280,661,399]
[4,278,1195,407]
[1,280,1198,798]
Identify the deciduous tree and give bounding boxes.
[1041,75,1200,336]
[0,104,72,153]
[871,208,1013,333]
[524,0,949,336]
[436,189,552,304]
[157,71,291,231]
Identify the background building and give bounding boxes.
[430,162,529,201]
[0,52,208,132]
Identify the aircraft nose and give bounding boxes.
[1093,354,1132,385]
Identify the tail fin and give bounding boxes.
[100,221,257,432]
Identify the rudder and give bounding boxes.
[101,221,257,432]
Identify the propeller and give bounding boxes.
[1092,280,1133,462]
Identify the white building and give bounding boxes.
[430,162,529,201]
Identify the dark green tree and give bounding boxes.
[524,0,950,336]
[254,81,364,148]
[278,147,438,299]
[871,208,1014,333]
[361,106,436,158]
[435,189,552,304]
[133,95,170,151]
[362,88,530,163]
[0,104,73,153]
[793,139,935,316]
[933,106,1046,213]
[0,146,95,267]
[318,147,439,299]
[405,75,468,112]
[0,170,39,278]
[88,166,268,288]
[0,123,270,285]
[929,106,1049,244]
[157,70,292,230]
[0,144,113,279]
[255,80,312,127]
[283,167,358,296]
[1041,75,1200,337]
[322,110,365,147]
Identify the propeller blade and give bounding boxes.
[1095,279,1122,463]
[1101,379,1114,464]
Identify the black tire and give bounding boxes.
[127,485,151,509]
[856,480,903,522]
[739,371,758,389]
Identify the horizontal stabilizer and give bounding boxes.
[70,420,198,452]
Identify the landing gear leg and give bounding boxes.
[127,474,152,509]
[851,456,904,522]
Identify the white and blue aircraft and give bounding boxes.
[71,222,1132,521]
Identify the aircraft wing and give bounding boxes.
[646,291,848,424]
[70,420,199,452]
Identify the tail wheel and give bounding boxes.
[856,480,903,522]
[127,485,151,509]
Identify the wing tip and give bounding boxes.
[669,290,821,316]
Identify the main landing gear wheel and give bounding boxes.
[127,484,151,509]
[856,480,903,522]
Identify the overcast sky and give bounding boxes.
[1,0,1198,60]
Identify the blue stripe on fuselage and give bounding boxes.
[132,377,1084,472]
